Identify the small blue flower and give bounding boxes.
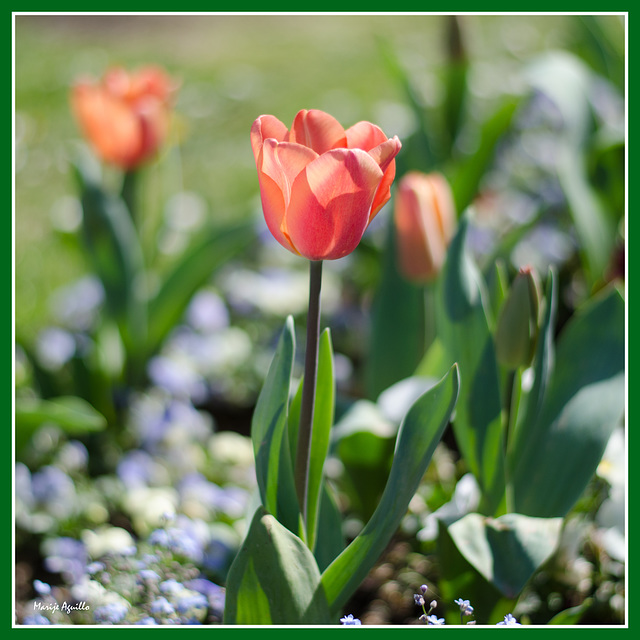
[454,598,474,616]
[86,561,106,575]
[185,578,225,618]
[150,596,175,616]
[427,615,446,625]
[340,614,362,625]
[497,613,521,626]
[138,569,161,582]
[22,615,51,625]
[159,578,185,595]
[175,591,208,615]
[135,617,158,625]
[33,579,51,596]
[94,602,128,624]
[414,593,425,607]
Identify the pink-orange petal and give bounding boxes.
[250,115,289,161]
[72,84,142,168]
[255,147,298,255]
[286,148,383,260]
[259,139,318,208]
[289,109,347,155]
[345,120,388,152]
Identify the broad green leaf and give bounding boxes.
[437,215,505,516]
[366,213,427,400]
[313,482,345,573]
[546,597,593,625]
[447,513,563,599]
[251,317,300,534]
[15,396,107,455]
[146,219,254,357]
[331,400,396,518]
[73,153,147,369]
[286,329,336,549]
[436,519,514,625]
[511,285,625,517]
[223,507,330,624]
[507,270,557,471]
[321,365,459,616]
[306,329,335,550]
[449,94,520,214]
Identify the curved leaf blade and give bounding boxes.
[511,285,625,517]
[251,317,300,533]
[437,215,505,515]
[321,365,459,615]
[223,507,330,624]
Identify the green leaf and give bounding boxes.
[146,219,254,357]
[313,482,346,573]
[286,329,336,549]
[306,329,335,551]
[321,365,459,616]
[436,215,505,515]
[251,317,300,534]
[447,513,563,599]
[507,270,557,470]
[366,213,427,400]
[223,507,330,624]
[511,285,625,517]
[546,597,593,625]
[73,153,147,366]
[333,400,396,520]
[15,396,107,455]
[436,519,514,625]
[449,94,520,214]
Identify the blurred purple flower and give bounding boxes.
[50,275,104,331]
[35,327,76,371]
[116,450,166,489]
[185,578,225,617]
[147,355,208,403]
[22,615,51,625]
[94,601,129,624]
[186,290,229,332]
[42,537,88,584]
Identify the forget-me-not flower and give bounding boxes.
[497,613,521,626]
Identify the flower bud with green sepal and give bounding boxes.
[494,266,541,370]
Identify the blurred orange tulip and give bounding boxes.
[394,171,457,282]
[71,65,177,170]
[251,109,401,261]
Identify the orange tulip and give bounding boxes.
[251,109,401,261]
[394,171,457,282]
[71,65,177,170]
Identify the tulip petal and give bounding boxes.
[71,84,142,169]
[345,120,389,151]
[395,175,447,280]
[368,136,401,220]
[286,149,383,260]
[289,109,347,155]
[260,139,318,208]
[251,115,289,161]
[254,148,296,255]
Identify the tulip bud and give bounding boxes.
[394,171,456,282]
[494,266,541,370]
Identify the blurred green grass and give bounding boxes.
[14,13,622,342]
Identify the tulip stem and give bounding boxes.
[121,170,138,225]
[295,259,323,528]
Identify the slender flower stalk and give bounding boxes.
[295,259,323,525]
